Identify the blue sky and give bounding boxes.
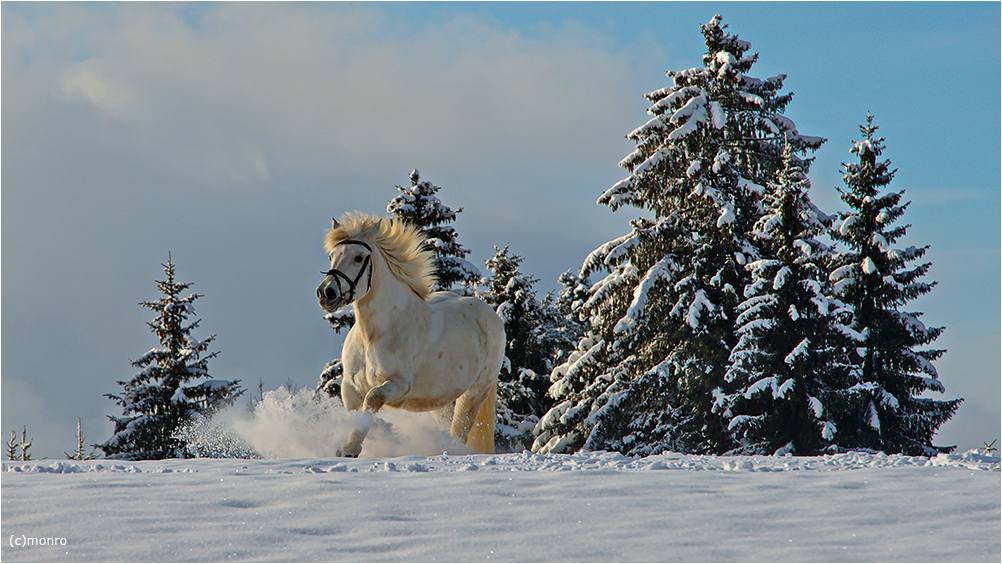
[3,2,998,458]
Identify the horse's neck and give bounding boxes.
[352,254,428,340]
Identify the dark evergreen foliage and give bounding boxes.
[387,169,481,292]
[101,256,243,460]
[828,115,961,455]
[316,358,344,400]
[536,14,823,455]
[481,245,580,452]
[715,150,852,455]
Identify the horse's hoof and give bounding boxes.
[336,448,358,458]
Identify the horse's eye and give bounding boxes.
[354,255,364,263]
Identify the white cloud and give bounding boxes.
[58,61,131,114]
[15,3,637,189]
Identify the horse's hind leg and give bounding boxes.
[451,372,496,453]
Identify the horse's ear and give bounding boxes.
[331,217,340,230]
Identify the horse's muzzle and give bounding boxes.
[317,280,343,313]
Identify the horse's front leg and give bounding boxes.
[337,383,365,458]
[337,376,411,457]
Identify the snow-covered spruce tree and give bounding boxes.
[534,14,824,456]
[388,169,482,292]
[828,114,961,455]
[101,256,243,460]
[481,246,579,452]
[714,149,853,455]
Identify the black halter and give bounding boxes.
[322,239,373,305]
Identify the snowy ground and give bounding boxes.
[3,389,999,562]
[3,449,999,563]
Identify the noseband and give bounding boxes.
[322,239,373,305]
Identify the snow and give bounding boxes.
[906,349,940,378]
[737,90,764,106]
[604,235,640,265]
[807,395,824,418]
[669,93,705,124]
[862,255,877,274]
[868,401,882,431]
[667,94,707,140]
[709,100,725,129]
[739,178,767,195]
[201,379,234,392]
[6,388,1001,561]
[617,147,645,169]
[628,115,666,139]
[838,214,857,235]
[784,337,810,366]
[821,420,837,440]
[649,85,700,115]
[170,388,187,404]
[614,255,675,334]
[799,134,826,146]
[773,114,796,132]
[599,177,637,209]
[584,264,639,318]
[633,147,669,176]
[715,50,737,66]
[3,445,999,562]
[773,265,790,290]
[745,376,778,399]
[686,289,715,329]
[716,202,735,226]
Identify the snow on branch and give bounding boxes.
[614,256,676,334]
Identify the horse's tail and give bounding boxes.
[467,383,496,454]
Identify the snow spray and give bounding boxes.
[177,387,471,459]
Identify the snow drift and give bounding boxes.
[3,449,999,562]
[3,389,998,562]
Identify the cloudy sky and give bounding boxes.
[3,2,998,458]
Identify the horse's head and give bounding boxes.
[317,217,376,312]
[317,212,437,313]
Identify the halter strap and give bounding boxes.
[322,239,374,305]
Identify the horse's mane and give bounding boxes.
[325,212,437,300]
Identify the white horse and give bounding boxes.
[316,212,505,457]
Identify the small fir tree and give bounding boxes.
[828,114,961,455]
[481,245,578,451]
[65,418,99,460]
[536,14,824,455]
[6,426,33,461]
[101,255,243,460]
[388,169,481,292]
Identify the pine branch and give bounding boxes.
[5,430,17,461]
[982,439,997,456]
